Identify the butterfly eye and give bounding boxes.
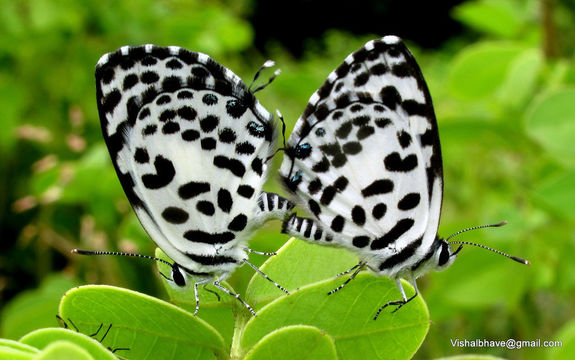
[171,266,187,287]
[437,242,451,266]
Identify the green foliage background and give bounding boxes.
[1,0,575,359]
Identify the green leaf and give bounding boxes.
[497,48,543,108]
[532,169,575,221]
[447,42,523,100]
[244,325,337,360]
[34,341,94,360]
[453,0,522,38]
[242,274,429,360]
[59,285,227,360]
[525,89,575,167]
[0,338,39,360]
[0,338,39,354]
[1,275,79,340]
[20,328,113,360]
[245,238,357,308]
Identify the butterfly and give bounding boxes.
[82,45,293,316]
[279,35,529,319]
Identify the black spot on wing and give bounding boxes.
[361,179,393,197]
[370,218,415,250]
[351,206,366,226]
[182,129,200,141]
[308,178,322,195]
[384,152,418,172]
[353,236,370,248]
[308,199,321,216]
[237,185,254,199]
[217,189,233,213]
[214,155,246,177]
[141,156,175,189]
[183,230,235,244]
[162,207,189,224]
[178,181,210,199]
[196,201,215,216]
[178,106,197,121]
[372,203,387,220]
[134,148,149,163]
[228,214,248,231]
[380,86,401,110]
[398,193,421,210]
[331,215,345,233]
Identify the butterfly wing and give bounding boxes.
[280,36,443,276]
[96,45,278,274]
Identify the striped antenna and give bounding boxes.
[446,222,530,266]
[72,249,174,267]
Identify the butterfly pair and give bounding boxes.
[81,36,528,318]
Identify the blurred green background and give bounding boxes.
[1,0,575,358]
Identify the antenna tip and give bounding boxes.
[511,256,530,266]
[71,249,79,254]
[495,221,508,227]
[275,109,283,118]
[263,60,275,68]
[274,69,281,76]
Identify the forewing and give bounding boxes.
[280,36,442,263]
[96,45,275,268]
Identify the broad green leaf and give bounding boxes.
[497,48,543,108]
[531,169,575,221]
[20,328,113,360]
[0,338,38,353]
[1,275,79,340]
[0,338,38,360]
[34,341,94,360]
[245,238,357,308]
[447,42,523,100]
[525,89,575,167]
[59,285,227,360]
[243,325,337,360]
[242,274,429,360]
[0,348,35,360]
[453,0,522,38]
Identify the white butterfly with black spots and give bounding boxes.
[94,45,292,316]
[279,35,528,318]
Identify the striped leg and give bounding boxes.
[282,214,336,246]
[374,277,419,320]
[243,259,289,294]
[327,262,366,295]
[193,278,212,315]
[212,279,257,317]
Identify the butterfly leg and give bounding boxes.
[193,278,212,315]
[244,247,277,256]
[328,262,366,295]
[243,259,290,294]
[212,279,257,317]
[374,278,419,320]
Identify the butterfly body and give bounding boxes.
[280,36,455,310]
[95,45,292,312]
